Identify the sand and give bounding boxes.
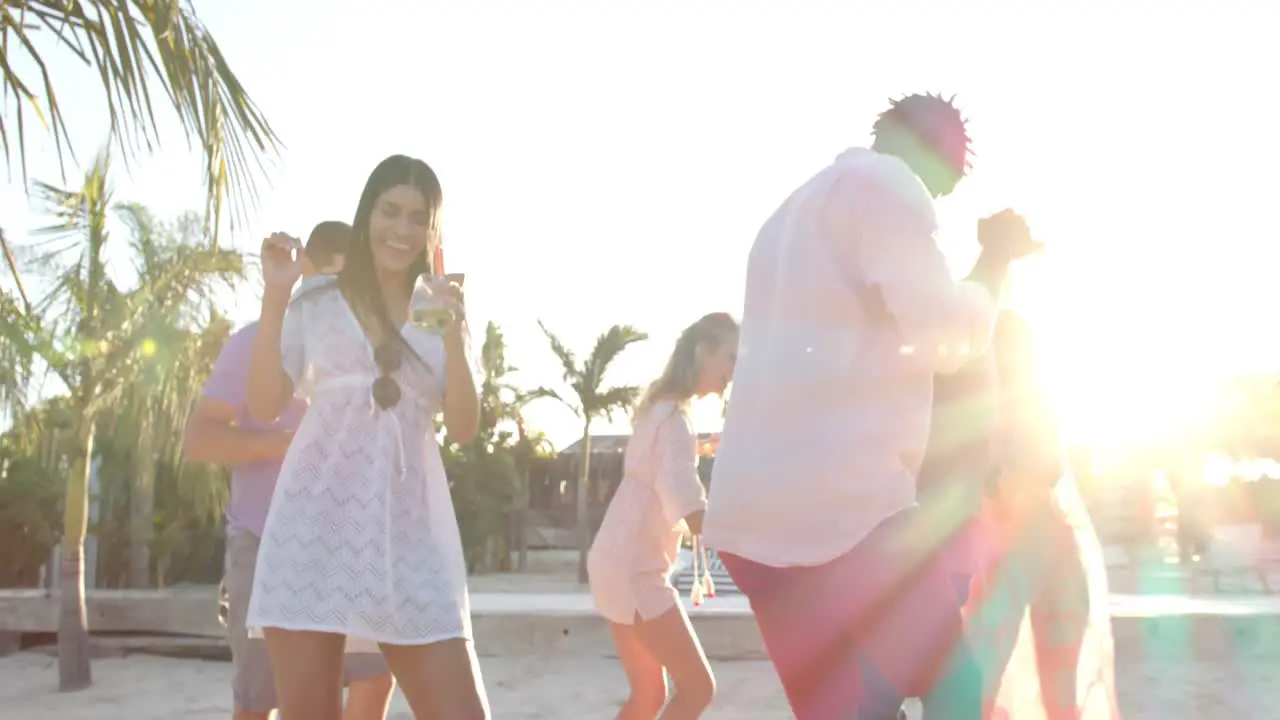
[5,551,1279,718]
[1,648,1277,719]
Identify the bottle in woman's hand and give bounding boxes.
[417,273,467,337]
[261,232,304,295]
[411,277,453,333]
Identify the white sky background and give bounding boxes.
[1,0,1277,448]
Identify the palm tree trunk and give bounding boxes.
[517,466,530,572]
[58,412,94,691]
[129,429,156,588]
[514,420,532,573]
[576,424,592,584]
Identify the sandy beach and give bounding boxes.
[5,556,1279,718]
[1,644,1277,719]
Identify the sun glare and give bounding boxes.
[1047,363,1218,451]
[1012,270,1224,454]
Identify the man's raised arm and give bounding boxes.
[825,156,1009,374]
[182,328,293,465]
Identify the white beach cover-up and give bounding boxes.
[247,279,477,650]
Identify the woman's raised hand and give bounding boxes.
[261,232,304,293]
[434,273,467,335]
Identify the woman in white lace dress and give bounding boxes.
[244,155,487,719]
[587,312,739,719]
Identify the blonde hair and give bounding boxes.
[633,312,739,424]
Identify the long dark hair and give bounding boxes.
[339,154,443,355]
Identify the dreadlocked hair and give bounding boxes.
[632,312,739,425]
[871,92,974,193]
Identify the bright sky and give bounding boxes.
[2,0,1278,449]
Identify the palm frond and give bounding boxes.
[583,324,648,389]
[479,321,510,380]
[537,321,647,425]
[30,149,115,267]
[89,243,243,408]
[0,227,31,314]
[116,202,160,277]
[537,320,579,383]
[0,0,281,246]
[591,385,642,423]
[0,290,35,412]
[19,152,245,401]
[512,387,551,409]
[527,386,580,418]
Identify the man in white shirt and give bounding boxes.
[703,93,1040,719]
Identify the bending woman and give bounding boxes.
[588,312,739,720]
[966,311,1120,720]
[245,155,488,719]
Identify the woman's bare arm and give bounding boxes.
[442,321,480,443]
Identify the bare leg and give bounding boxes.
[263,629,346,720]
[379,638,489,719]
[608,621,668,719]
[1030,506,1089,720]
[633,605,715,719]
[344,673,396,720]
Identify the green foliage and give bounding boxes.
[443,432,521,574]
[534,321,648,582]
[443,322,538,573]
[0,284,36,414]
[534,322,648,423]
[0,408,68,587]
[0,1,274,688]
[92,312,232,587]
[0,155,244,591]
[27,153,244,412]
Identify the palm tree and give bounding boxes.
[534,321,647,583]
[23,151,243,690]
[0,0,279,312]
[0,6,274,555]
[472,321,556,571]
[68,306,232,589]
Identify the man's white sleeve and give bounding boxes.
[824,156,997,374]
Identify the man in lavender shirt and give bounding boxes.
[183,221,394,720]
